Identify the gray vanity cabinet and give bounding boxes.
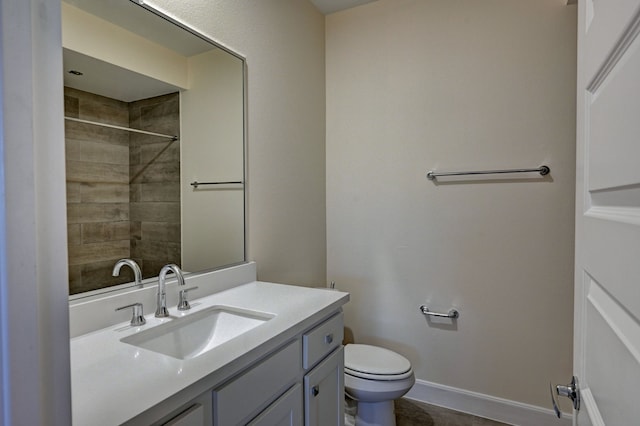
[152,310,344,426]
[217,310,345,426]
[247,384,303,426]
[161,404,205,426]
[302,312,345,426]
[159,393,213,426]
[213,340,302,425]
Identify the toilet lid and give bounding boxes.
[344,344,412,379]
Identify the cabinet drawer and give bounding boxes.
[213,339,301,425]
[302,312,343,369]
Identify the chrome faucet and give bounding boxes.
[112,259,143,286]
[155,264,185,318]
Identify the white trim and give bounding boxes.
[404,379,573,426]
[1,0,71,423]
[581,388,604,426]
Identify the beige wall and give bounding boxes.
[145,0,327,286]
[326,0,576,409]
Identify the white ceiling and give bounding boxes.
[310,0,377,15]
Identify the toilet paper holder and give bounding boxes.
[419,305,459,319]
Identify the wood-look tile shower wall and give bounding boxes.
[65,88,180,294]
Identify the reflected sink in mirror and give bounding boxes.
[121,306,274,360]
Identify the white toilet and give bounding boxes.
[344,343,415,426]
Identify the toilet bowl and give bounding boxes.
[344,344,415,426]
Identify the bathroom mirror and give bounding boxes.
[63,0,246,297]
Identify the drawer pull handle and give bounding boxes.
[324,334,334,344]
[312,385,320,397]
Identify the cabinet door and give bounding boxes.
[161,404,204,426]
[248,384,303,426]
[304,346,344,426]
[152,391,212,426]
[213,340,301,425]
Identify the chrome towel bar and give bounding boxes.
[419,305,459,319]
[426,165,550,181]
[190,180,244,188]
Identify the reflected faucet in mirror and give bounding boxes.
[112,259,143,287]
[155,264,185,318]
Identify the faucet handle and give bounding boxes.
[177,286,199,311]
[116,302,146,326]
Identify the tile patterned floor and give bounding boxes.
[394,398,510,426]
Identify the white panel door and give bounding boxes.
[574,0,640,424]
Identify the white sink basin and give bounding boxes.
[121,306,274,360]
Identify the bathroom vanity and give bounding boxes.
[69,262,348,425]
[63,3,347,424]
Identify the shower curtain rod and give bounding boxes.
[64,116,179,141]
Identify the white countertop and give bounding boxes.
[70,281,349,425]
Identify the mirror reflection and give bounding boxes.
[63,0,246,296]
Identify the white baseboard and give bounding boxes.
[404,379,573,426]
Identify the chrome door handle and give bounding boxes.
[550,376,580,418]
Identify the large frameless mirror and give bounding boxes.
[63,0,246,297]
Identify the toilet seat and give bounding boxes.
[344,344,413,381]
